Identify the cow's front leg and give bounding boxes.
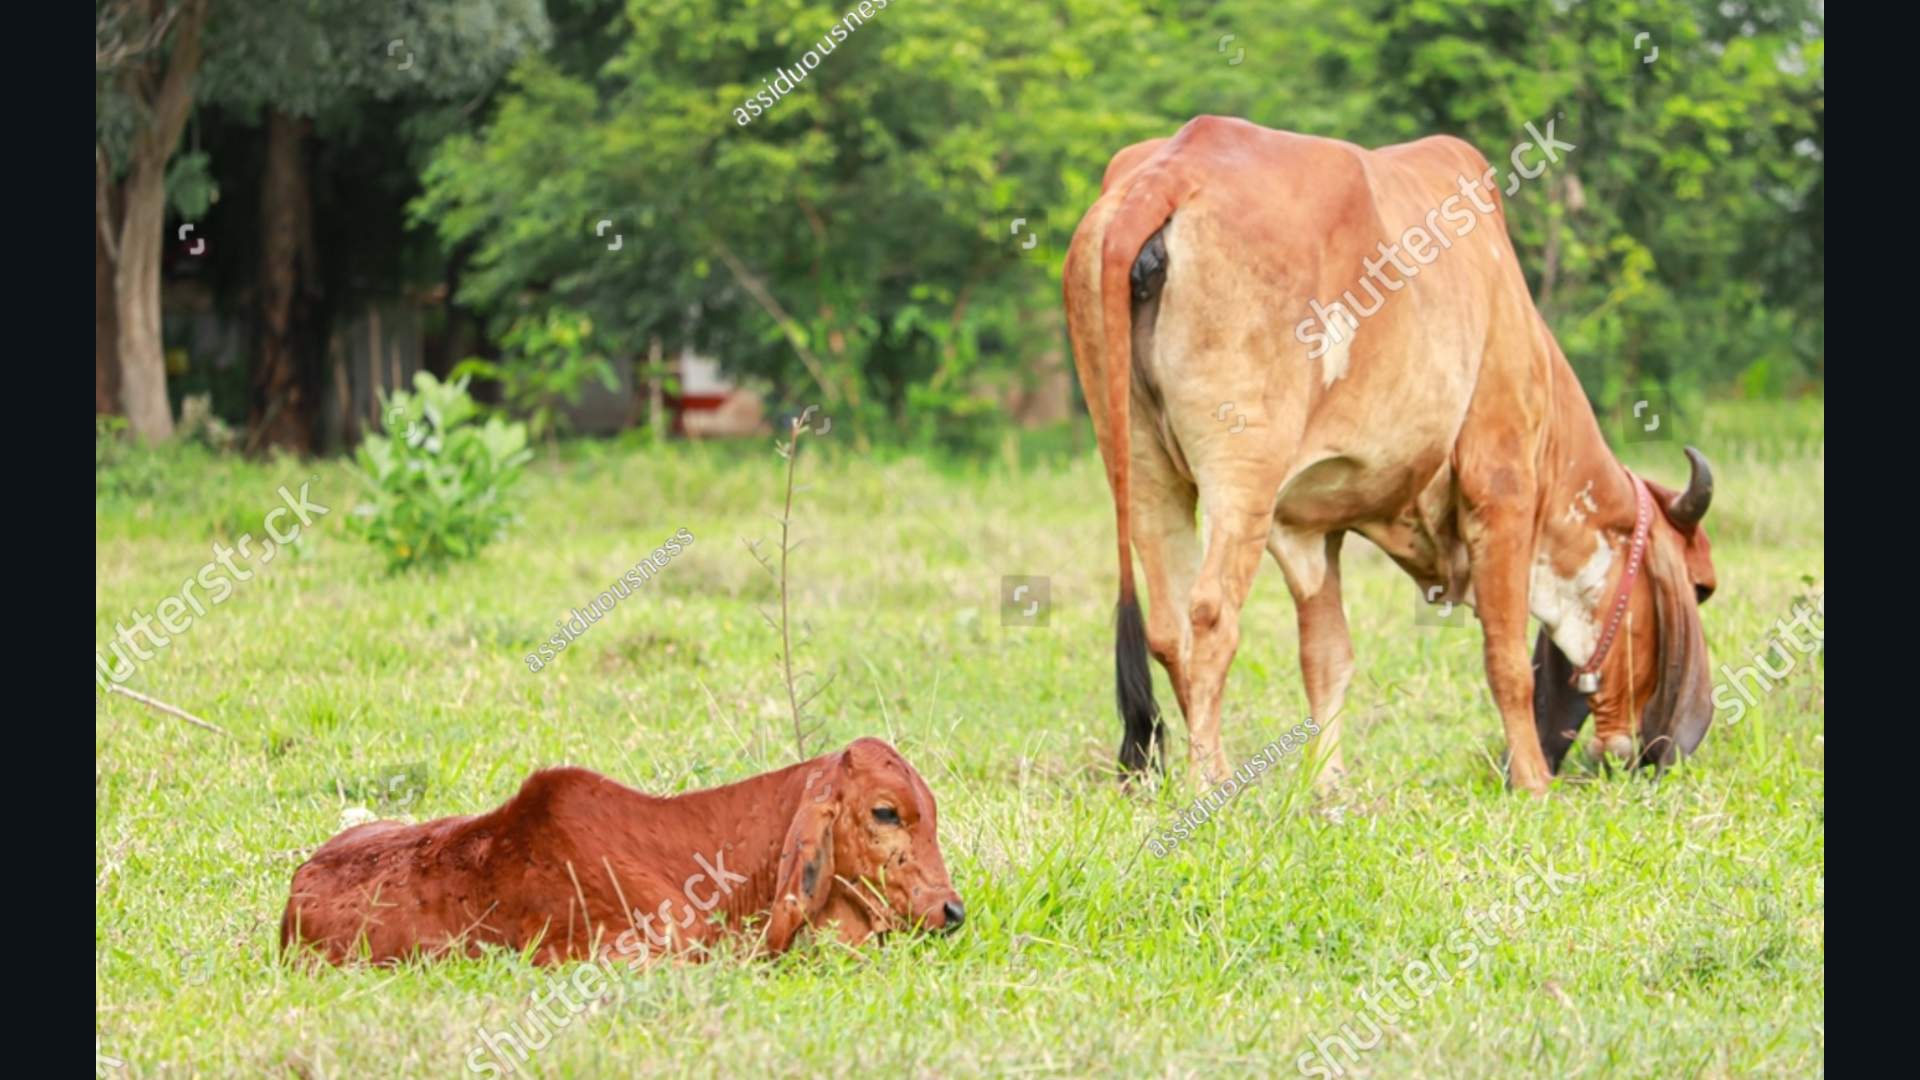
[1131,438,1201,747]
[1459,480,1553,795]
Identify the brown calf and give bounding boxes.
[281,737,964,966]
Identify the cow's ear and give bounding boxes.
[1638,532,1714,768]
[765,799,837,955]
[1531,627,1591,775]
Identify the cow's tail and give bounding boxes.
[1097,178,1185,778]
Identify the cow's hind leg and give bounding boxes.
[1181,482,1284,786]
[1269,527,1354,789]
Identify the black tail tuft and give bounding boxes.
[1130,226,1169,303]
[1115,593,1164,777]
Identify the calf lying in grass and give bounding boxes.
[281,737,964,966]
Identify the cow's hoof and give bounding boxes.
[1588,735,1636,770]
[1505,764,1553,796]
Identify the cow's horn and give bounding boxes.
[1667,446,1713,528]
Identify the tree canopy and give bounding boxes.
[98,0,1825,449]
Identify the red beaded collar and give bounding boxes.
[1570,468,1653,695]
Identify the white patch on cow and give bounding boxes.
[1490,243,1502,262]
[1564,480,1599,525]
[1321,325,1353,388]
[1530,539,1616,666]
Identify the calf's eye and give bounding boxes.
[872,806,901,826]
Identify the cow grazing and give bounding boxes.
[281,737,965,966]
[1062,116,1718,794]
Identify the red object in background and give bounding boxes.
[669,353,734,435]
[664,351,766,438]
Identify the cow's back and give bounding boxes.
[1096,117,1542,533]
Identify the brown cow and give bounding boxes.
[281,737,964,966]
[1063,116,1717,794]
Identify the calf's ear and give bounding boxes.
[765,800,837,955]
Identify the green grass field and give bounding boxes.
[95,398,1823,1079]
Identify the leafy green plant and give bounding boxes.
[96,413,130,469]
[164,149,217,221]
[348,371,533,572]
[453,307,620,466]
[96,414,176,500]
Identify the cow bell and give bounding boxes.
[1574,671,1601,696]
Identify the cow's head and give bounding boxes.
[768,737,964,951]
[1535,447,1717,773]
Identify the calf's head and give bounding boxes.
[767,737,964,951]
[1536,446,1718,772]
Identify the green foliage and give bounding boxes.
[96,412,238,509]
[94,416,165,500]
[411,0,1821,454]
[163,149,218,220]
[347,371,533,572]
[414,0,1199,449]
[199,0,552,117]
[451,306,620,455]
[1347,0,1824,394]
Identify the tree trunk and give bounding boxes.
[248,106,321,454]
[431,240,476,380]
[108,0,211,443]
[115,153,175,440]
[96,184,122,415]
